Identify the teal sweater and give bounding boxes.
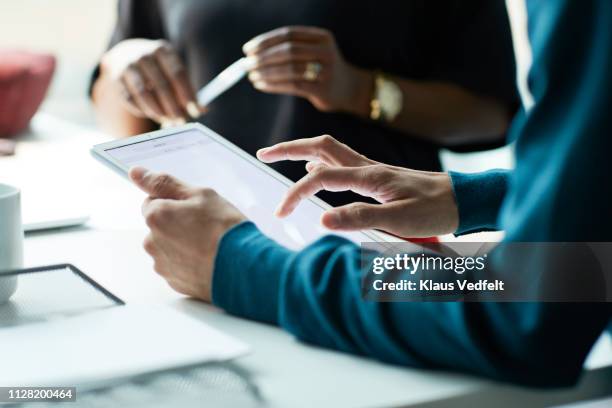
[212,0,612,386]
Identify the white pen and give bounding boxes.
[196,57,257,108]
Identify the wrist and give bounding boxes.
[341,65,374,117]
[222,214,248,235]
[437,173,460,234]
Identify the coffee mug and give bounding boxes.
[0,183,23,304]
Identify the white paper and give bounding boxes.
[0,305,249,388]
[0,266,116,327]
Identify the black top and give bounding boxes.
[98,0,517,205]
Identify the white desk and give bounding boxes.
[2,114,612,408]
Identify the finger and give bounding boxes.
[249,62,327,84]
[249,43,330,69]
[129,166,192,199]
[321,202,393,231]
[154,46,203,119]
[118,80,146,117]
[143,234,160,256]
[251,79,319,99]
[138,55,186,120]
[305,161,324,172]
[141,196,154,216]
[251,78,317,94]
[275,166,373,217]
[160,118,187,129]
[257,135,376,167]
[141,199,178,231]
[122,64,166,122]
[243,26,331,55]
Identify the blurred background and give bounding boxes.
[0,0,116,128]
[0,0,518,171]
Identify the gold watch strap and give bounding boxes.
[369,72,384,121]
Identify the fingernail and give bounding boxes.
[254,81,266,90]
[243,40,257,54]
[274,203,290,218]
[160,117,172,128]
[129,166,148,181]
[256,148,269,159]
[243,55,258,70]
[186,101,201,119]
[249,71,262,82]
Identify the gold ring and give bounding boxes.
[304,62,322,81]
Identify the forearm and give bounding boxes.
[91,67,156,137]
[212,222,609,386]
[346,68,512,146]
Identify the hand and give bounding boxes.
[100,39,205,126]
[257,135,459,238]
[243,26,373,115]
[129,167,246,301]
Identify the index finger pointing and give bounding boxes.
[257,135,375,167]
[275,166,371,218]
[257,139,325,164]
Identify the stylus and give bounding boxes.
[196,57,257,108]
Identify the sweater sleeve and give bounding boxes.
[213,0,612,388]
[449,169,510,235]
[212,222,610,387]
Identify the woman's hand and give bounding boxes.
[243,26,373,115]
[257,135,459,238]
[99,39,204,126]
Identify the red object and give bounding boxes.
[0,50,55,138]
[385,231,440,244]
[407,236,440,243]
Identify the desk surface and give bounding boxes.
[2,114,612,408]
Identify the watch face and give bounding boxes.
[378,78,403,121]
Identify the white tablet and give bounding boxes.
[91,123,395,249]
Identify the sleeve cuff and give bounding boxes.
[449,169,510,235]
[212,221,295,324]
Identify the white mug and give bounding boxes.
[0,183,23,304]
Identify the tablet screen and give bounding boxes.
[103,127,380,249]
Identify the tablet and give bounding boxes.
[92,123,394,249]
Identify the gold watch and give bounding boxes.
[370,72,403,123]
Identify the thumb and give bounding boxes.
[321,202,392,232]
[129,166,192,199]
